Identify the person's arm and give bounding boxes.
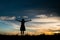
[25,19,31,22]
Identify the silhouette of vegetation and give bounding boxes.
[0,33,60,40]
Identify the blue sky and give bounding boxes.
[0,0,60,35]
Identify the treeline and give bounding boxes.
[0,33,60,40]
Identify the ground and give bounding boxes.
[0,33,60,40]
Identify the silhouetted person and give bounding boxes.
[16,18,31,35]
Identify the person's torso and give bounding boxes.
[21,21,25,26]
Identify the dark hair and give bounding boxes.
[22,19,24,21]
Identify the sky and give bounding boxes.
[0,0,60,35]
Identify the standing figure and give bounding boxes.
[16,18,31,35]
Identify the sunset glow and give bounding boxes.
[0,0,60,35]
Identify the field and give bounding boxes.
[0,33,60,40]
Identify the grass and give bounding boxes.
[0,33,60,40]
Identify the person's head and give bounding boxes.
[22,19,24,21]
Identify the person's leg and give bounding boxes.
[21,31,25,35]
[22,31,24,35]
[21,31,23,35]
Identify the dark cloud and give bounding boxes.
[0,0,60,17]
[31,22,57,24]
[57,25,60,26]
[49,29,60,32]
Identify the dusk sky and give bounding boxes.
[0,0,60,35]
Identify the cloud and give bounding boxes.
[0,16,16,20]
[31,15,60,22]
[22,16,28,18]
[48,29,60,34]
[23,9,58,16]
[0,15,60,35]
[35,15,48,18]
[11,23,20,30]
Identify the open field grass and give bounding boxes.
[0,33,60,40]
